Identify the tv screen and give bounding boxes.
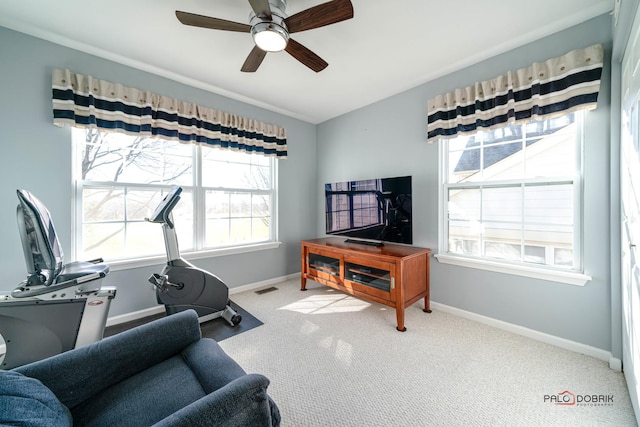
[325,176,412,245]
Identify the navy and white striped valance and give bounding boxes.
[427,44,604,141]
[52,69,287,158]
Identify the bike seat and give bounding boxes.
[55,261,110,283]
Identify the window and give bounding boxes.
[72,128,276,262]
[438,112,587,282]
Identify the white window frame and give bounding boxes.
[435,113,591,286]
[71,129,280,271]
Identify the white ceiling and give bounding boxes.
[0,0,613,124]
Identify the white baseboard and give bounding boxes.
[610,355,623,372]
[431,301,618,369]
[106,305,166,327]
[105,273,299,327]
[228,273,299,295]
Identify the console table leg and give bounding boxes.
[301,276,307,291]
[396,307,406,332]
[423,295,432,313]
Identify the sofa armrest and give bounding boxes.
[153,374,280,427]
[16,310,202,409]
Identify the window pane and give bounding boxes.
[448,188,481,256]
[483,223,521,246]
[83,188,124,221]
[202,149,269,190]
[524,245,546,264]
[204,160,252,188]
[81,134,193,185]
[126,190,162,221]
[207,191,230,219]
[483,142,523,171]
[230,218,252,242]
[80,131,129,181]
[554,248,573,267]
[450,134,480,150]
[251,165,271,189]
[524,122,576,178]
[448,188,480,220]
[523,226,572,260]
[230,193,251,216]
[206,218,230,245]
[449,148,480,182]
[483,126,523,145]
[126,222,164,257]
[252,218,270,240]
[83,223,124,260]
[524,184,573,225]
[449,236,480,256]
[172,190,194,251]
[484,241,520,261]
[204,190,269,247]
[118,149,193,185]
[252,194,270,217]
[482,187,522,223]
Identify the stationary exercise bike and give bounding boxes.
[0,190,116,369]
[147,187,241,326]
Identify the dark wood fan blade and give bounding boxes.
[241,46,268,72]
[285,39,328,72]
[176,11,251,32]
[284,0,354,33]
[248,0,272,20]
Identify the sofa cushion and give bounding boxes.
[0,370,72,427]
[71,355,206,426]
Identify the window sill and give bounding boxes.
[106,241,282,272]
[434,253,591,286]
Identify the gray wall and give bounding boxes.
[317,15,614,350]
[0,26,318,317]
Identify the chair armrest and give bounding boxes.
[181,338,248,393]
[16,310,202,409]
[153,374,280,427]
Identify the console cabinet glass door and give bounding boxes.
[343,256,395,302]
[307,250,342,284]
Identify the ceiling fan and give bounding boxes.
[175,0,354,73]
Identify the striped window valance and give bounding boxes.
[52,69,287,158]
[427,44,604,142]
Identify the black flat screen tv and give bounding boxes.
[324,176,412,246]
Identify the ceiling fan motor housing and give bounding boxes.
[249,0,289,51]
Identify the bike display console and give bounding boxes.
[300,237,431,331]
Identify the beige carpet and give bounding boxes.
[219,278,636,426]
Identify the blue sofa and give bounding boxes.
[0,309,281,426]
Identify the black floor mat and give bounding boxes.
[200,302,263,341]
[104,301,262,342]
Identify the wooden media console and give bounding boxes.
[300,237,431,331]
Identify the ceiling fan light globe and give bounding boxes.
[252,22,289,52]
